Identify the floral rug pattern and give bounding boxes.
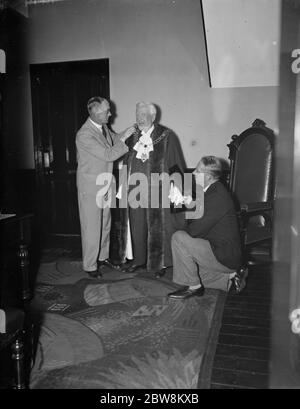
[29,259,226,389]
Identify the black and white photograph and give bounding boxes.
[0,0,299,391]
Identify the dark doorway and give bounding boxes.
[30,59,109,237]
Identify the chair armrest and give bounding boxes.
[240,201,273,214]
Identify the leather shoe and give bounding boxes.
[98,259,121,271]
[154,267,168,278]
[231,267,248,294]
[121,264,146,273]
[168,286,205,299]
[85,270,102,279]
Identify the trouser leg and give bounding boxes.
[98,205,111,261]
[129,206,147,265]
[172,230,234,291]
[171,230,201,286]
[78,191,101,271]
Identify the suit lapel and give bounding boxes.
[87,119,111,146]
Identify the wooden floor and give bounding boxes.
[211,261,271,389]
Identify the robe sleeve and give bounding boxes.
[166,132,187,175]
[166,131,187,230]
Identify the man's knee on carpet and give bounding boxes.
[171,230,189,246]
[168,155,242,299]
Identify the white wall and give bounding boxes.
[22,0,278,168]
[202,0,280,88]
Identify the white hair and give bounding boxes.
[87,96,108,114]
[136,101,157,117]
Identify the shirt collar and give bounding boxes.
[203,181,216,192]
[89,117,103,131]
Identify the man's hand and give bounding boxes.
[168,183,193,206]
[168,184,184,205]
[120,126,136,142]
[183,195,193,205]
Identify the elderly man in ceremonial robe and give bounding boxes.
[117,102,186,277]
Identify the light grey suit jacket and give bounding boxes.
[76,118,128,195]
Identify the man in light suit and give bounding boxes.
[76,96,135,277]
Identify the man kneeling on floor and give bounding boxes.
[168,155,244,300]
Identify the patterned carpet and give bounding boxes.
[29,259,226,389]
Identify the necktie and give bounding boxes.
[102,126,107,140]
[102,126,111,145]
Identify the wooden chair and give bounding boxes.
[0,308,26,389]
[227,119,275,284]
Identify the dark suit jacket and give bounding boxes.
[186,180,241,269]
